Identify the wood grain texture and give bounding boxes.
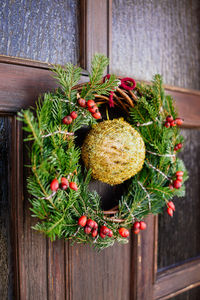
[80,0,112,70]
[0,62,88,112]
[131,215,156,300]
[0,116,13,300]
[0,0,80,65]
[68,242,131,300]
[166,90,200,128]
[111,0,200,90]
[158,129,200,271]
[170,284,200,300]
[47,239,66,300]
[154,258,200,299]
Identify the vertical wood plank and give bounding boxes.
[80,0,112,70]
[47,239,66,300]
[131,215,156,300]
[68,242,131,300]
[15,119,48,300]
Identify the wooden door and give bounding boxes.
[0,1,200,299]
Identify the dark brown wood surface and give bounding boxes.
[80,0,112,71]
[170,285,200,300]
[131,215,156,300]
[158,129,200,270]
[0,116,13,299]
[154,259,200,299]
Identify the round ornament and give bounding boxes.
[82,119,145,185]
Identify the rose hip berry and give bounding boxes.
[139,221,147,230]
[92,112,102,119]
[62,116,72,125]
[119,227,129,238]
[87,100,96,108]
[78,98,86,108]
[86,219,95,228]
[69,182,78,191]
[50,178,59,191]
[70,111,78,120]
[78,216,87,227]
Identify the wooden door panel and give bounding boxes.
[158,129,200,270]
[69,242,131,300]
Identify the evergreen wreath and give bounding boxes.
[18,54,188,250]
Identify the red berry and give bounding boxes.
[166,115,173,122]
[69,182,78,191]
[84,226,91,234]
[173,179,182,189]
[134,228,140,234]
[70,111,78,120]
[87,100,96,108]
[176,171,184,176]
[170,120,176,127]
[61,177,69,186]
[100,225,109,235]
[78,216,87,227]
[93,221,98,230]
[177,143,183,149]
[86,219,95,228]
[78,98,86,108]
[91,229,98,238]
[139,221,147,230]
[167,207,173,217]
[60,183,68,190]
[100,232,106,239]
[176,175,183,182]
[133,221,140,230]
[88,105,98,114]
[50,178,59,191]
[60,177,69,190]
[92,112,102,119]
[168,201,175,211]
[169,183,174,190]
[62,116,72,125]
[119,227,129,238]
[107,229,113,238]
[164,122,171,128]
[174,145,179,151]
[175,118,183,126]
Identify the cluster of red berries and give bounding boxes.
[78,216,131,239]
[167,201,175,217]
[174,143,183,151]
[133,221,147,234]
[78,216,99,237]
[78,98,102,120]
[164,115,183,128]
[50,177,78,192]
[62,111,78,125]
[78,216,113,238]
[169,170,184,190]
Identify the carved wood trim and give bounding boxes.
[154,258,200,299]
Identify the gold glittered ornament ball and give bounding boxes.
[81,119,146,185]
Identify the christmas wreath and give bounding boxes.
[18,54,188,250]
